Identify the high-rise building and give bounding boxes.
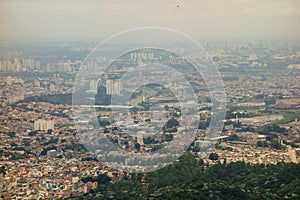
[106,80,114,95]
[130,52,154,61]
[106,80,122,95]
[22,59,40,71]
[90,80,98,94]
[46,62,73,72]
[113,81,122,96]
[136,134,144,145]
[34,119,54,131]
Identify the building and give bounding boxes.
[106,80,114,95]
[237,102,265,107]
[34,119,54,131]
[194,140,201,149]
[6,76,12,85]
[130,52,154,61]
[7,94,24,104]
[90,80,98,94]
[194,140,211,148]
[47,149,58,158]
[34,79,40,87]
[113,81,122,96]
[106,80,122,95]
[22,58,40,71]
[50,84,56,92]
[136,132,144,145]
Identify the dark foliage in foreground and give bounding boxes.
[67,152,300,200]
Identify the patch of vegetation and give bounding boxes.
[67,152,300,200]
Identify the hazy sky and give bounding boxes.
[1,0,300,41]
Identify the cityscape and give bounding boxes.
[1,0,300,200]
[0,40,300,199]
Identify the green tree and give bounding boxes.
[134,143,141,150]
[165,118,179,128]
[228,134,239,141]
[97,174,111,185]
[271,140,282,150]
[209,152,219,160]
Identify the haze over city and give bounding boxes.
[1,1,300,200]
[1,0,300,41]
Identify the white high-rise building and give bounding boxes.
[34,119,54,131]
[106,80,122,95]
[136,133,144,145]
[90,80,98,94]
[106,80,114,95]
[130,52,154,61]
[113,81,122,96]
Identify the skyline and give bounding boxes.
[1,0,300,41]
